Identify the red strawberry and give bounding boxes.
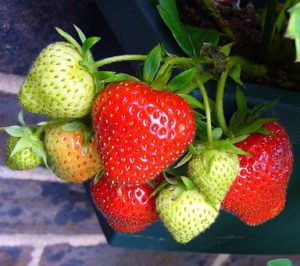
[222,122,293,225]
[92,81,196,185]
[91,174,161,233]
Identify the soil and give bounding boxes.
[177,0,262,62]
[176,1,299,91]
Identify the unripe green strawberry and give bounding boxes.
[156,186,219,243]
[19,42,95,118]
[188,150,239,205]
[6,137,42,170]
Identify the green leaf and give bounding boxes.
[62,121,82,131]
[74,25,86,43]
[212,127,223,140]
[157,0,220,57]
[18,111,26,126]
[55,27,82,54]
[143,44,162,83]
[180,176,196,191]
[10,136,33,157]
[221,42,234,56]
[178,94,204,110]
[104,73,139,83]
[167,68,197,91]
[229,64,243,85]
[32,140,48,168]
[195,116,207,140]
[286,3,300,61]
[236,118,275,136]
[82,37,101,56]
[266,258,293,266]
[81,126,93,154]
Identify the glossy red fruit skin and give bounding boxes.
[91,174,160,233]
[222,122,293,225]
[92,81,196,185]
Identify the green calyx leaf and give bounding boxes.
[82,37,101,56]
[55,27,82,54]
[173,152,193,169]
[171,184,186,200]
[10,135,33,158]
[236,118,275,136]
[150,181,168,198]
[18,111,27,126]
[177,94,204,110]
[167,68,197,92]
[180,176,196,191]
[213,139,249,155]
[94,169,105,185]
[104,73,139,83]
[1,126,32,138]
[229,88,278,136]
[157,0,220,57]
[74,24,86,43]
[143,44,162,83]
[31,140,49,168]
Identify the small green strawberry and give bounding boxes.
[188,149,239,205]
[156,177,219,244]
[2,111,48,170]
[6,136,42,170]
[19,41,95,118]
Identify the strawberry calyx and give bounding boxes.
[228,88,278,137]
[1,111,49,168]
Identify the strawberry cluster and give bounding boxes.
[0,26,293,244]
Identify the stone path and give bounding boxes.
[1,73,300,266]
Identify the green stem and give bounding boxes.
[94,55,147,68]
[195,75,213,146]
[216,69,232,137]
[155,57,194,78]
[34,126,45,139]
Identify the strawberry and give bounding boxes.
[188,149,239,205]
[44,125,103,183]
[92,80,196,185]
[156,181,219,243]
[222,122,293,225]
[19,41,95,118]
[91,174,161,233]
[6,136,42,170]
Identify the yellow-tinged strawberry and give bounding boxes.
[44,125,103,183]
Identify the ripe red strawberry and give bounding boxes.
[92,81,196,185]
[91,174,161,233]
[222,122,293,225]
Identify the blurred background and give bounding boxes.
[0,1,299,265]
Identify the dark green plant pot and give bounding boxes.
[88,0,300,254]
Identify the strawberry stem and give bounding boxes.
[94,55,147,68]
[195,75,213,146]
[216,68,233,137]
